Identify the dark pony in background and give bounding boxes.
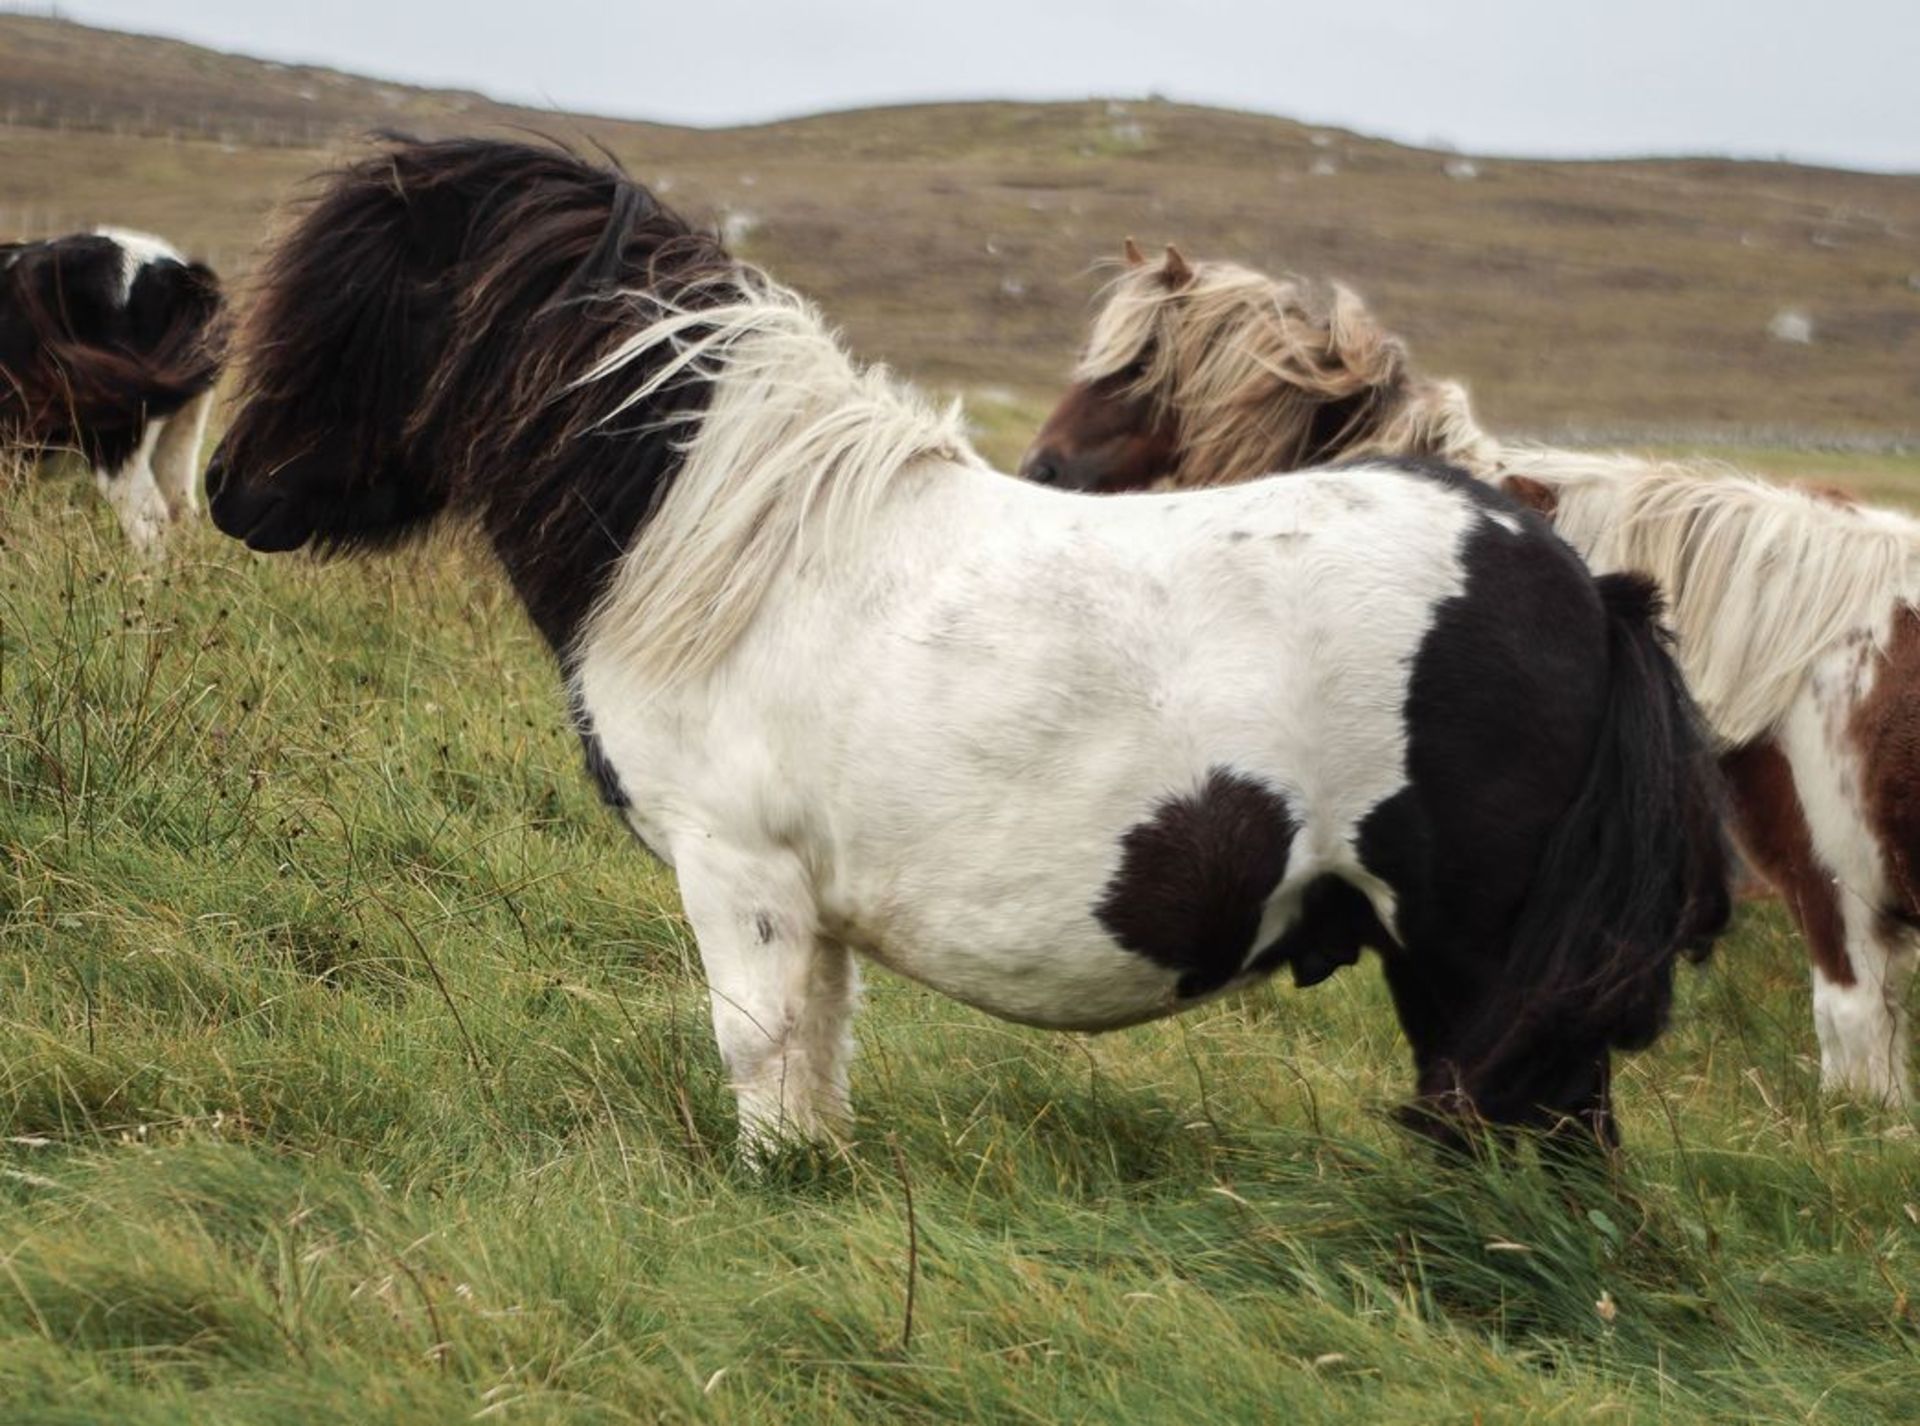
[1,227,223,555]
[1026,242,1920,1106]
[208,137,1726,1156]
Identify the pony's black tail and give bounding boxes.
[1469,572,1730,1129]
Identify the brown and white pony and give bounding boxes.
[1024,241,1920,1106]
[1,228,223,555]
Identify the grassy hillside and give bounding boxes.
[3,457,1920,1422]
[2,14,1918,444]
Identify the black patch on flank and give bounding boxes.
[1395,508,1608,945]
[1094,767,1298,999]
[1359,503,1718,1136]
[753,912,775,945]
[567,681,628,809]
[1387,509,1606,973]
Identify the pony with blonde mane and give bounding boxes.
[207,138,1730,1156]
[1026,242,1920,1105]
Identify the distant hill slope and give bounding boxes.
[2,13,1916,443]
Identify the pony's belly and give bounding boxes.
[852,925,1193,1032]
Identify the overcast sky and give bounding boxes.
[56,0,1920,172]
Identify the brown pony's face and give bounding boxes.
[1020,363,1175,494]
[1020,239,1193,493]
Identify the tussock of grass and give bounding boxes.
[3,469,1918,1422]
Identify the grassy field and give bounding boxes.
[4,444,1920,1423]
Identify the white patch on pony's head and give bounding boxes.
[578,269,975,688]
[1498,448,1920,745]
[1076,255,1496,487]
[92,227,184,302]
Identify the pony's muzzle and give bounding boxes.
[205,445,309,551]
[202,444,231,502]
[1022,450,1065,486]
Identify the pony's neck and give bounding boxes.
[572,284,974,689]
[457,324,717,663]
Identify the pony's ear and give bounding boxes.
[1122,236,1147,268]
[1162,244,1193,289]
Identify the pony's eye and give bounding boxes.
[1119,358,1150,382]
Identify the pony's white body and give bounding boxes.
[577,457,1476,1141]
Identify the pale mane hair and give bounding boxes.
[1076,256,1499,485]
[1490,448,1920,746]
[578,271,974,686]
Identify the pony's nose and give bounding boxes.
[1024,452,1063,486]
[203,446,231,500]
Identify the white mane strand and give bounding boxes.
[577,273,973,686]
[1506,449,1920,745]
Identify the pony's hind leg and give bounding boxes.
[673,839,859,1157]
[151,389,215,523]
[94,418,169,558]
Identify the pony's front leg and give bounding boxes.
[1814,906,1916,1106]
[94,419,169,559]
[151,388,215,523]
[673,842,859,1156]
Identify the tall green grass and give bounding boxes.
[2,466,1917,1423]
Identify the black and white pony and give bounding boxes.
[207,138,1729,1153]
[1,228,223,554]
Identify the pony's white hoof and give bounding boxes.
[1818,1066,1909,1109]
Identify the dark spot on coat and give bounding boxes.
[1094,767,1297,998]
[753,912,775,944]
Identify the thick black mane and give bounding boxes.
[218,136,739,653]
[0,232,222,470]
